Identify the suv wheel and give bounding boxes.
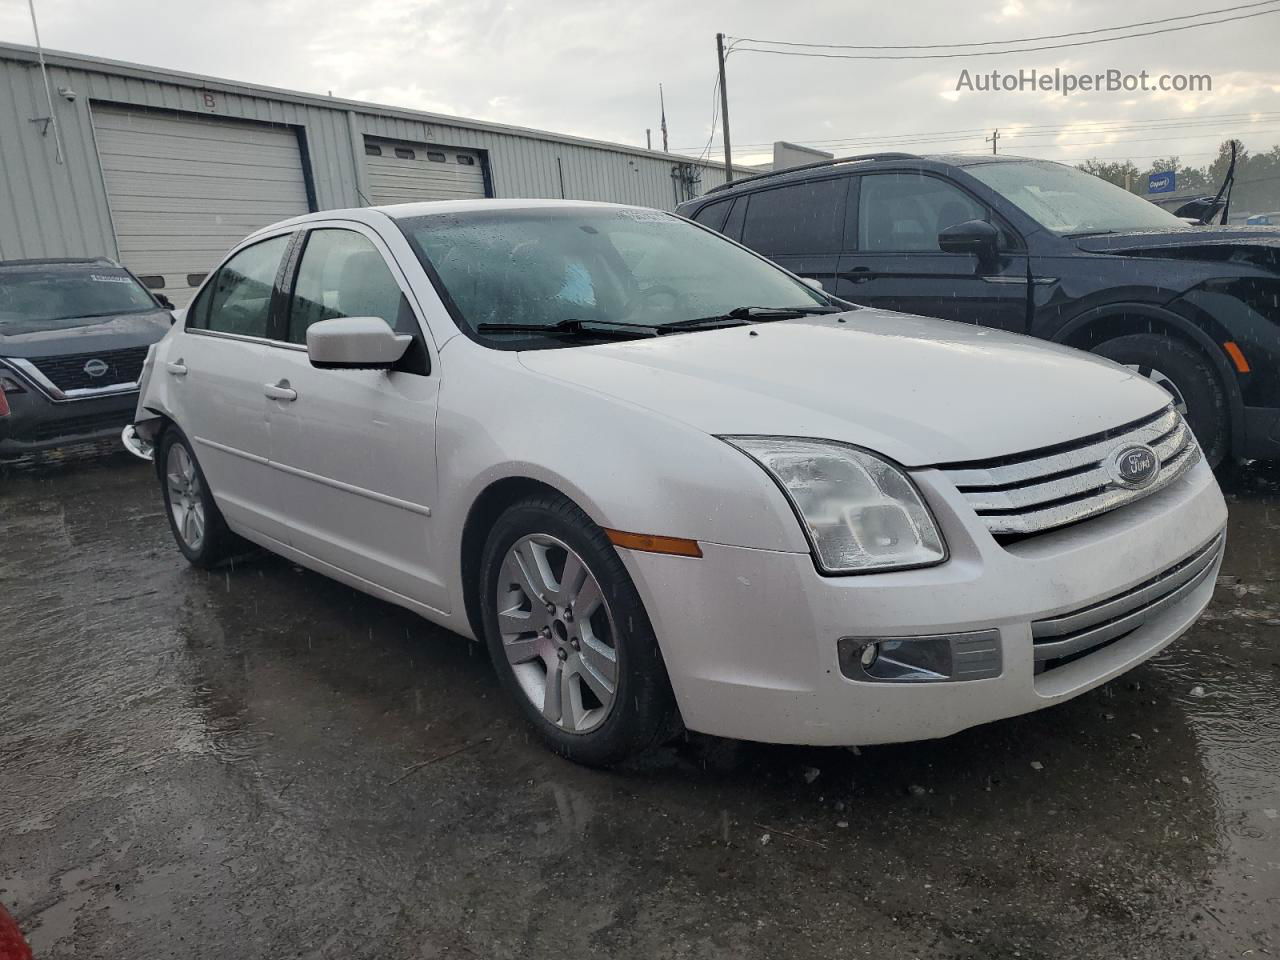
[479,493,678,766]
[158,427,239,568]
[1092,334,1229,467]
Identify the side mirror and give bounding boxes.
[938,219,999,261]
[800,276,827,293]
[156,294,176,311]
[306,316,412,370]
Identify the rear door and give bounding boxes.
[736,177,848,293]
[834,172,1030,332]
[175,232,292,539]
[261,223,446,612]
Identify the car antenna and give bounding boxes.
[1202,140,1238,226]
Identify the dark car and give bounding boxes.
[0,257,173,460]
[676,153,1280,466]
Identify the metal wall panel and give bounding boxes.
[0,43,728,269]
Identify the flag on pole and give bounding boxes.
[659,83,669,152]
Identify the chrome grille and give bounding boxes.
[941,407,1200,537]
[1031,532,1224,666]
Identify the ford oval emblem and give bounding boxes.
[83,358,109,378]
[1112,444,1160,488]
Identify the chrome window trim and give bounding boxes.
[1,357,139,403]
[184,328,304,350]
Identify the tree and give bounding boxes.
[1078,158,1143,192]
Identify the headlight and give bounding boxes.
[724,437,946,574]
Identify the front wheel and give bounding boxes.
[158,427,239,568]
[479,493,678,766]
[1092,334,1230,467]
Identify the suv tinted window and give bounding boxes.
[692,198,733,233]
[741,178,848,255]
[287,229,428,374]
[191,235,289,337]
[858,173,987,252]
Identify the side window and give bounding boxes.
[287,229,429,374]
[858,174,988,253]
[692,198,732,233]
[190,234,289,337]
[740,178,848,256]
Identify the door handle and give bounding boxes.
[165,360,188,376]
[840,267,875,284]
[264,380,297,402]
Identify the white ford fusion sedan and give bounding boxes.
[126,199,1227,765]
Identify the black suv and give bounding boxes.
[0,257,173,460]
[676,153,1280,466]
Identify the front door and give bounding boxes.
[833,172,1030,333]
[175,233,292,540]
[261,224,446,612]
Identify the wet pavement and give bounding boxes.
[1,454,1277,959]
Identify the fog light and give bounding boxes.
[837,631,1002,683]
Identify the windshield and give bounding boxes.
[398,207,829,344]
[966,160,1191,236]
[0,265,159,333]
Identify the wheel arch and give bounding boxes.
[1053,302,1244,458]
[458,475,576,643]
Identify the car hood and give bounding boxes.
[517,309,1172,467]
[0,309,172,358]
[1074,226,1280,268]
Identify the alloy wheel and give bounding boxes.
[1127,363,1190,417]
[495,534,618,734]
[166,442,206,552]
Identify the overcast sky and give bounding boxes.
[3,0,1278,170]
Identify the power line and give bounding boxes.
[672,110,1280,153]
[726,8,1280,61]
[692,125,1280,160]
[727,0,1279,51]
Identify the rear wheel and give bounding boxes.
[158,427,239,568]
[1092,334,1229,467]
[479,493,677,765]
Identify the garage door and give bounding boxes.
[93,106,311,305]
[364,137,488,205]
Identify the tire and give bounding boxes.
[157,426,240,568]
[479,493,678,766]
[1092,334,1229,467]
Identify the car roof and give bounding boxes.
[260,199,664,235]
[684,153,1045,206]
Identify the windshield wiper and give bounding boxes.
[660,304,842,331]
[476,318,658,339]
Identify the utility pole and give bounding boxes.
[716,32,734,181]
[986,128,1000,155]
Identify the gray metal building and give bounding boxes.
[0,42,726,303]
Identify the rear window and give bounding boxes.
[0,266,157,334]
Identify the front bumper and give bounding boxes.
[621,459,1227,746]
[0,383,140,458]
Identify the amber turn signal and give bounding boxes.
[604,528,703,558]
